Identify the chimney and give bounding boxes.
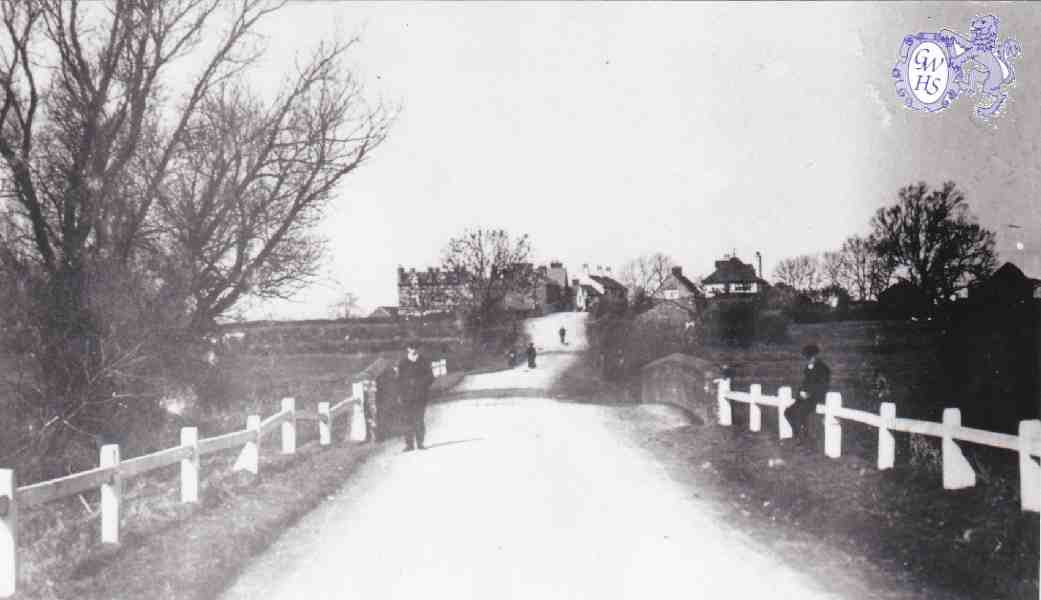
[671,266,683,277]
[754,251,763,278]
[605,266,612,274]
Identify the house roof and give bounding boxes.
[968,262,1041,302]
[588,274,626,293]
[702,257,767,285]
[580,284,602,296]
[658,267,703,297]
[368,306,400,318]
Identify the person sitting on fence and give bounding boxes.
[796,344,830,444]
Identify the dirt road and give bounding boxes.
[218,313,844,599]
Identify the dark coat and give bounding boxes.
[398,355,434,406]
[799,358,831,404]
[526,344,537,367]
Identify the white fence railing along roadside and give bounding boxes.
[715,378,1041,514]
[0,357,448,597]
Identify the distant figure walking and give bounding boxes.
[506,347,517,369]
[795,344,831,444]
[559,326,567,345]
[397,341,434,452]
[526,342,537,369]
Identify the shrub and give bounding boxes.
[755,310,790,344]
[703,300,757,347]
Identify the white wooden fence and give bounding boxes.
[715,378,1041,513]
[0,357,450,597]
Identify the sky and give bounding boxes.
[227,2,1040,319]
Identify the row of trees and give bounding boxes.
[774,181,997,305]
[0,0,392,472]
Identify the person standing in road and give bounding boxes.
[397,341,434,452]
[559,326,567,345]
[526,342,537,369]
[795,344,830,444]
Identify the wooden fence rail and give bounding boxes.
[0,355,450,596]
[715,378,1041,514]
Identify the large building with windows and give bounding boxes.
[397,266,470,317]
[702,256,768,298]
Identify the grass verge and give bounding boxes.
[16,429,378,600]
[616,407,1039,599]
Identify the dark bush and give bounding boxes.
[703,299,756,347]
[755,309,790,344]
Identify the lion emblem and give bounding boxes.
[942,15,1021,119]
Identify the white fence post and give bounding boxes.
[100,444,122,544]
[281,397,296,455]
[180,427,199,503]
[717,379,732,426]
[824,393,842,458]
[748,384,762,432]
[777,387,793,440]
[878,403,896,471]
[349,381,367,442]
[318,402,331,446]
[0,469,16,597]
[1018,420,1040,512]
[942,408,976,490]
[234,415,261,474]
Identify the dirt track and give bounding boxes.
[217,313,857,599]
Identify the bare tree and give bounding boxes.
[617,252,674,297]
[838,236,892,301]
[821,251,846,289]
[328,291,360,320]
[772,254,820,291]
[870,182,996,304]
[441,228,532,329]
[0,0,391,472]
[154,39,391,330]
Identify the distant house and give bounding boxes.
[573,280,602,312]
[702,256,768,298]
[398,266,470,317]
[534,262,570,314]
[588,273,627,302]
[652,266,703,303]
[368,306,400,319]
[968,262,1041,305]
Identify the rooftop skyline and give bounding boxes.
[230,2,1040,319]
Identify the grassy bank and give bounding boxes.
[619,410,1039,599]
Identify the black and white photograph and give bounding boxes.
[0,1,1038,598]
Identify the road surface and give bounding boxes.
[219,312,842,599]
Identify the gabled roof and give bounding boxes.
[580,284,602,297]
[368,306,400,318]
[588,274,626,293]
[658,267,703,297]
[702,257,767,285]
